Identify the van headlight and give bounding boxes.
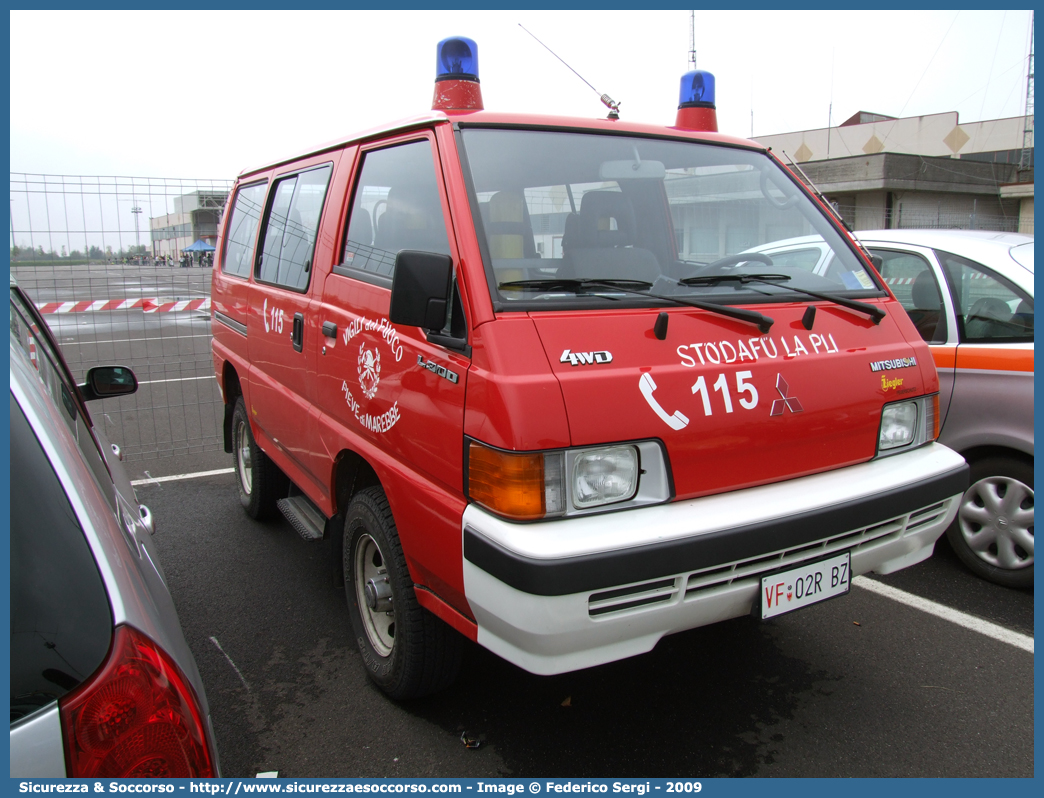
[877,394,939,456]
[467,440,670,520]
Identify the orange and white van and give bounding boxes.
[211,37,968,698]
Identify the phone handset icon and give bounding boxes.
[639,373,689,431]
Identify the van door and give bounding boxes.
[247,156,338,495]
[872,245,957,427]
[317,132,471,499]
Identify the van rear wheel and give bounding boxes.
[231,397,286,520]
[343,486,461,699]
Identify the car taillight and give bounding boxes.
[59,625,216,778]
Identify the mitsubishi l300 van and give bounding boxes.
[211,37,968,698]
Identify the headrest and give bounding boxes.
[911,271,941,310]
[577,191,635,248]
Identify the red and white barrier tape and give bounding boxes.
[37,298,211,314]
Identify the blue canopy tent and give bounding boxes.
[183,239,216,252]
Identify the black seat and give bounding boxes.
[561,191,660,283]
[906,270,946,342]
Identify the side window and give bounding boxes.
[340,140,450,280]
[937,250,1033,343]
[221,182,267,278]
[872,248,948,344]
[10,396,113,722]
[10,289,81,427]
[258,164,332,291]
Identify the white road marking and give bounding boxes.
[138,375,216,385]
[853,576,1033,653]
[60,334,213,345]
[209,636,251,692]
[132,467,233,485]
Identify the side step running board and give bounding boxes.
[277,495,327,542]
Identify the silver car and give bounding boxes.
[10,280,221,777]
[857,230,1033,588]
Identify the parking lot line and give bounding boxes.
[853,576,1033,653]
[137,375,216,385]
[132,467,234,486]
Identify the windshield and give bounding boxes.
[459,128,882,309]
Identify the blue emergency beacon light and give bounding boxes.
[675,69,718,132]
[432,36,484,111]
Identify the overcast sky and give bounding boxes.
[9,9,1034,180]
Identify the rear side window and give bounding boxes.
[872,248,948,343]
[222,182,267,279]
[339,140,451,281]
[258,164,333,290]
[937,250,1033,343]
[10,395,112,722]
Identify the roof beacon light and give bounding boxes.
[432,36,484,112]
[675,69,717,132]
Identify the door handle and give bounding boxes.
[292,313,304,353]
[321,321,337,338]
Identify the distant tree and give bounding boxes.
[89,245,104,259]
[61,245,67,258]
[10,245,20,258]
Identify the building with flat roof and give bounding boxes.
[755,111,1033,234]
[150,190,228,260]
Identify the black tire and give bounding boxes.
[231,397,287,520]
[945,457,1033,589]
[343,486,461,699]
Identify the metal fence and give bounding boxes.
[10,174,233,461]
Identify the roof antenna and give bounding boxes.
[518,23,620,119]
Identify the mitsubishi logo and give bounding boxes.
[770,374,804,416]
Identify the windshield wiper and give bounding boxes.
[499,278,774,334]
[682,273,791,286]
[499,278,653,293]
[679,273,886,325]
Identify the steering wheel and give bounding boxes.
[761,170,799,210]
[968,297,1012,322]
[697,251,775,275]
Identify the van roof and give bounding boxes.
[237,109,762,178]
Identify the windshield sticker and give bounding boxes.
[677,333,839,368]
[339,315,404,435]
[869,356,917,372]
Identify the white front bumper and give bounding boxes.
[462,443,966,675]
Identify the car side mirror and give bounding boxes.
[80,366,138,401]
[389,250,453,330]
[870,254,883,270]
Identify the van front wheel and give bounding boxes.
[231,397,285,520]
[343,487,461,699]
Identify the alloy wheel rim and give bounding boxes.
[958,475,1034,571]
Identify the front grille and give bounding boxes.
[586,499,953,617]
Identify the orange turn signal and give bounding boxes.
[468,442,547,520]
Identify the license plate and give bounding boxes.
[760,552,851,620]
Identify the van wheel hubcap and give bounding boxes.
[355,534,395,657]
[236,420,252,495]
[958,475,1034,571]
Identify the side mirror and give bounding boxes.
[870,254,883,270]
[389,250,453,330]
[79,366,138,402]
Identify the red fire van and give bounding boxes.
[211,37,968,698]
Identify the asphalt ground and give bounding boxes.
[16,261,1035,778]
[132,465,1033,779]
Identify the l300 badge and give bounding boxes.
[417,355,460,384]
